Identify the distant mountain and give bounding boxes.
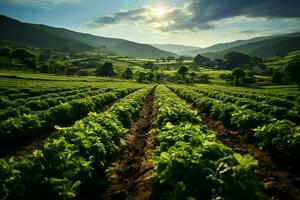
[180,32,300,57]
[152,44,200,54]
[0,15,176,58]
[110,41,177,58]
[34,24,125,47]
[0,15,93,52]
[204,36,300,59]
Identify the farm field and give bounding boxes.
[1,74,299,200]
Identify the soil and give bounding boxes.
[102,87,157,200]
[200,113,300,200]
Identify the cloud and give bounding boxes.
[6,0,79,8]
[90,0,300,32]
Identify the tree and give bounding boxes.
[220,73,234,85]
[0,47,12,68]
[189,72,197,83]
[194,54,212,67]
[136,72,146,83]
[49,61,68,74]
[285,59,300,89]
[177,66,189,78]
[232,68,246,86]
[11,48,35,60]
[0,47,12,57]
[272,71,284,84]
[176,56,185,63]
[143,62,154,69]
[67,67,79,76]
[122,67,134,79]
[23,58,36,70]
[167,56,175,61]
[223,52,252,68]
[147,72,154,82]
[40,64,49,73]
[199,74,210,83]
[96,62,116,77]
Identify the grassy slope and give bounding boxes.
[264,50,300,69]
[0,15,93,52]
[204,37,300,59]
[109,41,178,59]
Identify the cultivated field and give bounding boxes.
[1,74,299,200]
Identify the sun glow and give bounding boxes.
[152,7,167,17]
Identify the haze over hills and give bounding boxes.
[204,36,300,59]
[0,15,177,58]
[1,15,300,59]
[151,44,200,54]
[178,32,300,58]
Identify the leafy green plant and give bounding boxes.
[254,120,300,159]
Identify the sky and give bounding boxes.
[1,0,300,48]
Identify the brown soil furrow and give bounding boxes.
[102,87,157,200]
[201,114,300,200]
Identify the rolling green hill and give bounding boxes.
[0,15,93,52]
[0,15,176,58]
[109,41,177,58]
[34,24,125,47]
[180,32,300,57]
[152,44,200,54]
[264,50,300,69]
[204,36,300,59]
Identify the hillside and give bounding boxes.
[204,36,300,59]
[152,44,200,54]
[180,32,300,57]
[34,24,126,47]
[109,41,177,58]
[0,15,176,58]
[0,15,93,52]
[264,50,300,69]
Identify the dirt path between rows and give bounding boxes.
[102,87,157,200]
[201,114,300,200]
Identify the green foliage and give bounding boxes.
[0,86,140,147]
[0,47,12,57]
[122,67,133,79]
[285,58,300,88]
[0,86,152,199]
[231,109,275,131]
[223,52,253,68]
[254,120,300,158]
[193,54,212,67]
[177,66,189,77]
[143,61,154,69]
[96,62,116,77]
[11,48,35,60]
[272,71,284,84]
[151,85,264,200]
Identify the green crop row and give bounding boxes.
[193,87,300,124]
[170,85,300,162]
[150,85,264,200]
[0,87,140,148]
[0,86,152,200]
[0,87,111,121]
[196,87,297,109]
